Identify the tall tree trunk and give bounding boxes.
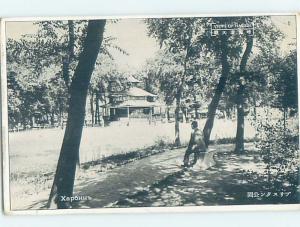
[174,94,181,146]
[193,94,199,119]
[103,93,107,125]
[167,107,170,121]
[183,107,188,123]
[97,98,101,125]
[46,114,49,126]
[68,20,75,59]
[174,32,192,146]
[59,109,63,129]
[253,96,257,121]
[95,94,100,125]
[173,27,193,146]
[283,107,287,132]
[235,35,253,154]
[51,111,55,126]
[22,115,26,130]
[47,20,106,209]
[62,21,75,90]
[203,34,230,146]
[29,116,33,128]
[90,91,94,127]
[235,95,245,153]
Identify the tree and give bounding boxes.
[6,21,84,128]
[233,17,283,154]
[194,17,247,146]
[7,20,125,129]
[146,17,253,147]
[272,50,298,129]
[198,16,283,152]
[202,32,231,146]
[47,20,106,208]
[234,34,254,154]
[146,18,202,146]
[252,49,298,192]
[88,54,129,126]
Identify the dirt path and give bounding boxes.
[24,142,296,210]
[74,143,254,208]
[109,144,297,207]
[74,147,185,208]
[25,145,186,210]
[109,144,264,207]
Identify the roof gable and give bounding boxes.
[127,87,157,97]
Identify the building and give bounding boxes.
[103,76,164,123]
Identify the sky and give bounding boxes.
[270,15,297,53]
[103,19,159,71]
[5,15,297,73]
[6,19,160,72]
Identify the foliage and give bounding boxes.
[145,16,289,149]
[254,115,299,191]
[271,50,298,110]
[221,17,284,117]
[7,20,127,129]
[146,18,201,104]
[90,56,129,101]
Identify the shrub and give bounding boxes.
[254,116,299,191]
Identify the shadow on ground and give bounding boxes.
[110,146,298,208]
[25,143,299,210]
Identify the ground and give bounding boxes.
[12,119,297,210]
[10,141,298,210]
[9,119,255,174]
[110,144,298,208]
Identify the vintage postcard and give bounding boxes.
[1,13,299,214]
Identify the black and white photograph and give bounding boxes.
[1,14,299,213]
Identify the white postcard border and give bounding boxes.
[1,12,300,215]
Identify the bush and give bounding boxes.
[254,116,299,191]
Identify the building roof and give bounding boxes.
[127,75,142,83]
[127,87,157,97]
[106,100,163,108]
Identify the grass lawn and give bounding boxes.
[8,119,257,210]
[9,119,255,176]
